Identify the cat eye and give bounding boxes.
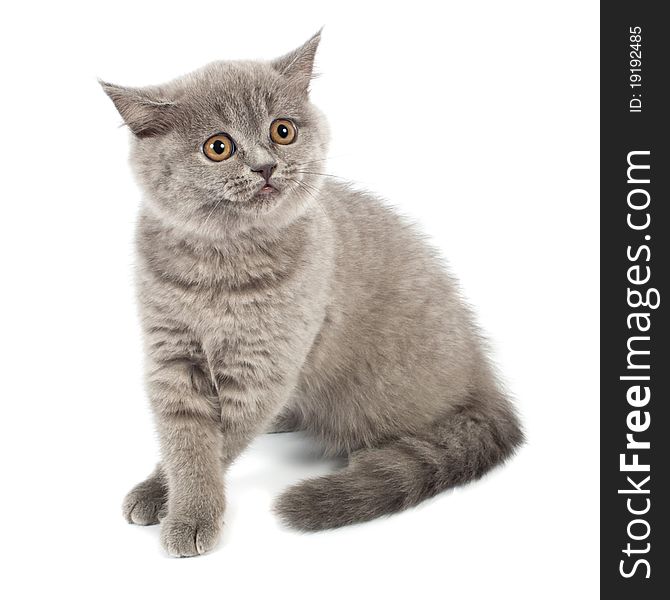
[202,133,236,161]
[270,119,297,145]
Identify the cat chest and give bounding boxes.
[144,265,315,337]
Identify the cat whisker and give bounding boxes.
[294,154,346,167]
[202,197,225,229]
[285,177,329,220]
[295,170,347,181]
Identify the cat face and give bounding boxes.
[102,32,328,238]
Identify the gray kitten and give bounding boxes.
[102,31,523,557]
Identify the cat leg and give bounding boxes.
[122,464,168,525]
[144,327,227,558]
[155,389,225,558]
[148,328,301,556]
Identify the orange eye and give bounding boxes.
[202,133,235,161]
[270,119,297,145]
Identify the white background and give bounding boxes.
[0,1,599,598]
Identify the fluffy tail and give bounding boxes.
[274,397,523,531]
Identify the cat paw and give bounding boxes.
[160,515,221,558]
[122,473,168,526]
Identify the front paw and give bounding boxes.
[160,514,222,558]
[122,474,167,526]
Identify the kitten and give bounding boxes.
[102,31,523,557]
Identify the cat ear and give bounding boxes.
[271,29,322,94]
[99,81,176,138]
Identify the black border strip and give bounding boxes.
[601,2,669,595]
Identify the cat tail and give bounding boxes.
[274,393,523,531]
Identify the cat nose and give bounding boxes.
[250,163,277,183]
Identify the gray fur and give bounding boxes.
[102,31,523,557]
